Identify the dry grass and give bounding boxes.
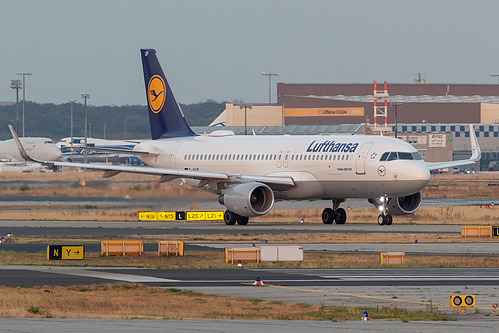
[0,283,447,321]
[254,205,499,225]
[1,250,499,269]
[425,173,499,198]
[1,171,498,199]
[0,205,498,224]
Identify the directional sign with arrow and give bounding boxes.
[47,245,85,260]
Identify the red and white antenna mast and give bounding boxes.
[373,81,388,135]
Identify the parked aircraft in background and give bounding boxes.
[9,49,481,225]
[0,136,61,163]
[57,137,142,164]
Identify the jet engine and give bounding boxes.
[218,182,274,217]
[369,192,422,216]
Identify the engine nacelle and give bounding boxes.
[219,182,274,217]
[369,192,422,216]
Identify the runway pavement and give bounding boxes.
[1,218,498,330]
[1,318,499,333]
[1,318,498,333]
[0,220,462,233]
[1,266,499,315]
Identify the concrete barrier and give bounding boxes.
[380,252,405,265]
[260,246,303,262]
[158,241,184,256]
[461,226,492,238]
[101,240,143,256]
[225,247,261,264]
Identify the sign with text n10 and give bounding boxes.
[138,212,157,221]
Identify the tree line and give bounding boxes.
[0,100,225,141]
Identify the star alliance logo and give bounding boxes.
[148,75,166,113]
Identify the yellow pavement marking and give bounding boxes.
[267,284,445,306]
[242,283,493,310]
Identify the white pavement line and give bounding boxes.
[320,275,499,281]
[18,266,180,283]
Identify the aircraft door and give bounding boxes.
[170,142,183,169]
[355,142,373,175]
[276,150,283,168]
[283,151,290,168]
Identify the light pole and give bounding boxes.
[81,94,90,163]
[390,102,403,139]
[240,104,252,135]
[262,72,278,104]
[69,100,76,145]
[10,79,22,133]
[16,72,32,137]
[103,123,107,139]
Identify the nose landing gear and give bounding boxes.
[377,195,393,225]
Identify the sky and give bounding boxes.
[1,0,499,106]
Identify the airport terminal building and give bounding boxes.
[208,83,499,171]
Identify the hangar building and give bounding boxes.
[212,83,499,171]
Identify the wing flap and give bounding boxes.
[80,146,158,156]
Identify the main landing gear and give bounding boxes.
[224,210,249,225]
[322,198,347,224]
[377,195,393,226]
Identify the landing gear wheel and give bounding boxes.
[236,216,249,225]
[335,208,347,224]
[224,210,238,225]
[377,214,386,226]
[322,208,335,224]
[385,214,393,225]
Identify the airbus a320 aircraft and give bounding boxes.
[9,49,481,226]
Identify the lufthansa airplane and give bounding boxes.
[10,49,481,226]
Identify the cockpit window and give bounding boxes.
[44,140,54,144]
[380,151,419,161]
[387,152,398,161]
[398,152,413,160]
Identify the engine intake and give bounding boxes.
[219,182,274,217]
[369,192,422,216]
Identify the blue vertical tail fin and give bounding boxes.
[141,49,197,139]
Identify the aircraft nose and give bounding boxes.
[411,163,431,187]
[49,147,63,161]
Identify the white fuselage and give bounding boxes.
[134,133,431,201]
[0,137,62,162]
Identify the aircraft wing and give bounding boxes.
[79,146,158,156]
[8,124,294,189]
[426,124,481,171]
[51,161,294,189]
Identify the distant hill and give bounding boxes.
[0,100,226,141]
